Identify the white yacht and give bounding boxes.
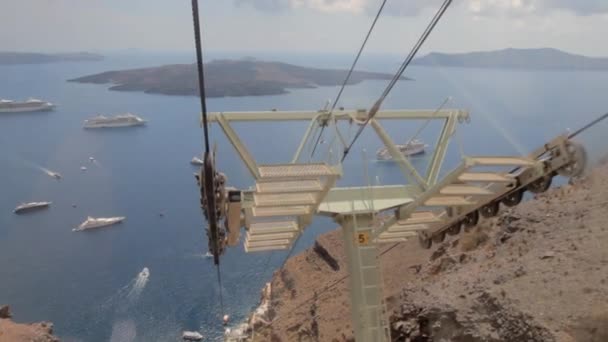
[73,216,125,231]
[0,98,55,113]
[190,156,204,166]
[182,331,203,341]
[376,139,428,160]
[14,201,51,214]
[83,113,146,128]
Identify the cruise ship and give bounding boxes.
[376,139,428,160]
[83,113,146,128]
[73,216,125,231]
[0,98,55,113]
[13,201,51,214]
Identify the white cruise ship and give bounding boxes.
[83,113,146,128]
[0,98,55,113]
[73,216,125,231]
[13,201,51,214]
[376,139,428,160]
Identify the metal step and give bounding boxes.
[387,223,429,232]
[425,196,475,206]
[440,184,494,196]
[245,244,289,253]
[246,232,296,241]
[256,179,323,193]
[254,193,317,207]
[374,236,411,244]
[398,211,442,225]
[458,172,514,183]
[249,220,299,234]
[246,239,292,248]
[251,205,310,217]
[258,163,336,179]
[470,157,535,167]
[378,231,418,239]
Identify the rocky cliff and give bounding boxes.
[0,306,59,342]
[248,163,608,341]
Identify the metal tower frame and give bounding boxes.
[209,107,583,342]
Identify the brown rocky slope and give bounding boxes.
[0,306,58,342]
[252,163,608,341]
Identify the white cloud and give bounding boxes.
[236,0,608,17]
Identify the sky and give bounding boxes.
[1,0,607,56]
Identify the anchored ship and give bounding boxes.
[83,113,146,128]
[73,216,125,231]
[376,139,428,160]
[13,201,51,214]
[190,156,204,166]
[0,98,55,113]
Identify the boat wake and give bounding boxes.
[101,267,150,313]
[127,267,150,301]
[109,319,137,342]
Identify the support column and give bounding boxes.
[339,214,390,342]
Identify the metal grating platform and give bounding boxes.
[252,206,311,217]
[249,220,299,234]
[256,179,323,193]
[254,193,317,207]
[245,244,289,252]
[398,211,442,225]
[458,172,514,183]
[258,163,336,179]
[425,196,475,206]
[470,156,535,167]
[440,184,494,196]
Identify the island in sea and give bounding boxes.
[0,52,104,65]
[68,59,408,97]
[412,47,608,70]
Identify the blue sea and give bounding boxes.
[1,51,607,342]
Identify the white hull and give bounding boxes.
[0,103,54,113]
[14,201,51,214]
[190,157,204,166]
[377,141,427,161]
[84,121,146,129]
[74,216,125,231]
[83,113,146,129]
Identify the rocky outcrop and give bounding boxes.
[0,306,59,342]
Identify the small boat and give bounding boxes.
[182,331,203,341]
[14,201,51,214]
[73,216,125,231]
[80,166,87,171]
[89,157,95,162]
[376,139,428,160]
[190,156,204,166]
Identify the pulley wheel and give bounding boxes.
[418,232,432,249]
[432,230,447,243]
[502,189,524,207]
[462,210,479,231]
[480,201,500,218]
[527,176,552,194]
[557,141,587,178]
[447,222,462,236]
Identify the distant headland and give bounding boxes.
[412,48,608,70]
[0,52,104,65]
[68,59,408,97]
